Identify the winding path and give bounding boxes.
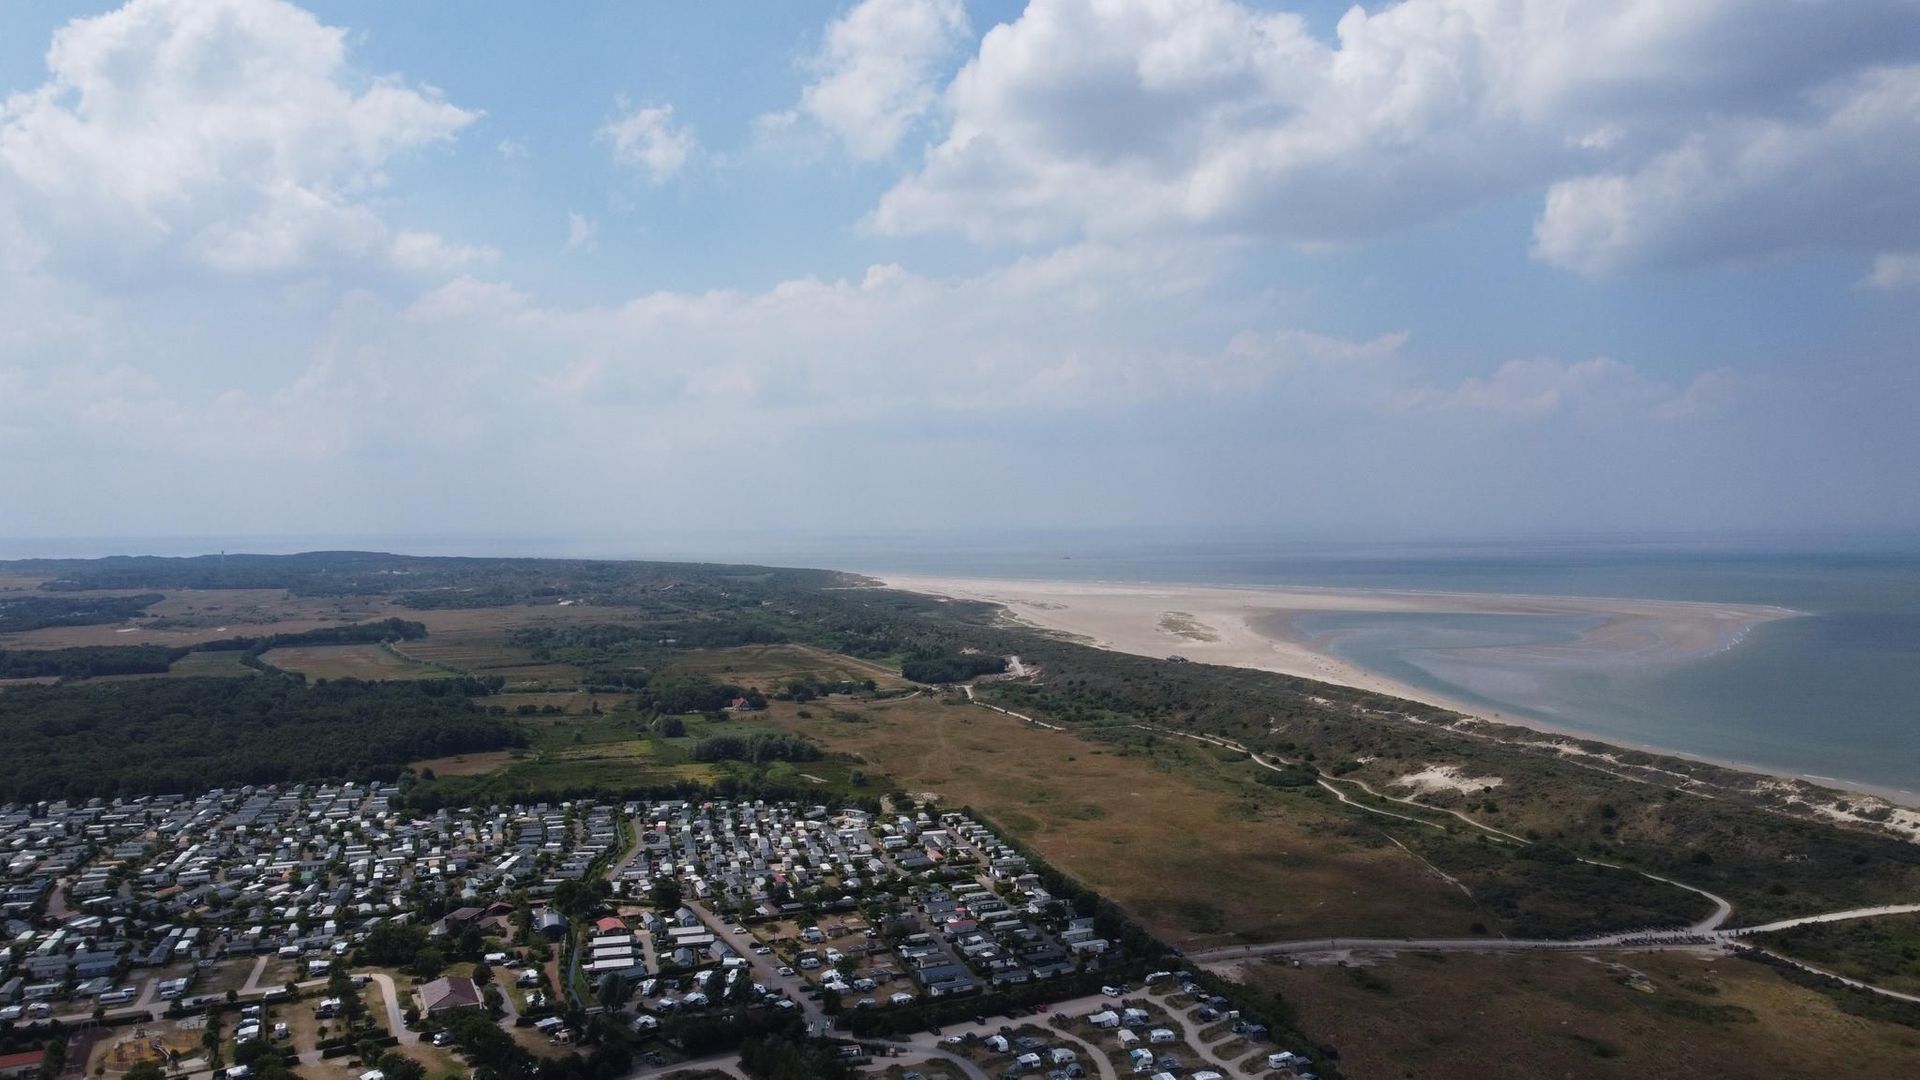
[368,973,420,1045]
[1730,903,1920,936]
[1189,903,1920,963]
[964,675,1920,1011]
[1149,725,1742,928]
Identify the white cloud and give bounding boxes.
[389,230,498,272]
[495,138,528,159]
[870,0,1920,275]
[0,219,1855,539]
[0,0,480,278]
[1394,357,1739,421]
[1865,251,1920,289]
[599,103,695,182]
[1534,66,1920,275]
[564,212,598,253]
[769,0,971,160]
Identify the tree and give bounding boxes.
[650,878,684,913]
[552,880,600,921]
[411,946,447,979]
[361,922,430,967]
[595,973,626,1013]
[123,1063,164,1080]
[375,1051,425,1080]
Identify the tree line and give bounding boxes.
[691,733,823,764]
[0,645,186,679]
[0,675,523,800]
[0,592,163,632]
[899,650,1008,684]
[197,617,428,653]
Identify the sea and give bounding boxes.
[802,536,1920,800]
[5,533,1918,799]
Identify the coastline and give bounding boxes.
[874,572,1920,810]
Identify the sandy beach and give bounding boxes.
[878,573,1794,713]
[876,574,1920,822]
[876,572,1851,764]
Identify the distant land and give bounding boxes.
[3,548,1919,1078]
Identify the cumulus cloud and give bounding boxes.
[599,103,696,182]
[766,0,971,160]
[871,0,1920,275]
[1534,66,1920,274]
[0,0,480,278]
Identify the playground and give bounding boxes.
[99,1025,205,1073]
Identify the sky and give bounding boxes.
[1,0,1918,553]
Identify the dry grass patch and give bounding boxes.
[662,643,911,690]
[482,690,626,714]
[0,588,394,648]
[1246,949,1920,1080]
[261,643,446,680]
[773,696,1479,948]
[411,750,525,777]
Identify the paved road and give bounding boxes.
[239,955,273,995]
[1730,903,1920,936]
[1743,944,1920,1005]
[685,901,829,1032]
[872,992,1118,1080]
[368,973,420,1045]
[623,1050,749,1079]
[1190,899,1920,965]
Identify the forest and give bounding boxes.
[899,650,1009,683]
[0,675,522,800]
[0,591,163,632]
[0,644,185,678]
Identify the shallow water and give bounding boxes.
[829,540,1920,796]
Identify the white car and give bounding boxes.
[777,966,795,977]
[731,926,748,935]
[752,945,772,955]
